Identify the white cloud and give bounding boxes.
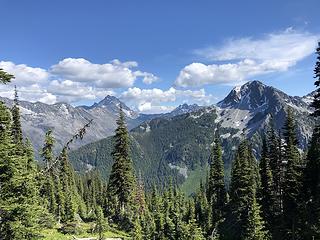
[120,87,214,113]
[176,28,319,87]
[0,84,57,104]
[50,58,158,88]
[137,103,175,114]
[0,61,49,85]
[134,71,159,84]
[0,58,157,104]
[48,80,114,103]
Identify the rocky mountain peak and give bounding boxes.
[168,103,203,117]
[218,80,289,110]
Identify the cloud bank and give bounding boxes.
[175,28,319,87]
[0,58,157,104]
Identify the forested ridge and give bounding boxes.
[0,42,320,240]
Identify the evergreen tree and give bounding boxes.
[207,137,226,235]
[132,217,143,240]
[0,71,43,239]
[245,196,270,240]
[266,118,283,219]
[312,41,320,117]
[59,148,78,222]
[150,185,165,239]
[259,137,276,234]
[40,130,58,215]
[225,141,260,239]
[186,218,206,240]
[0,108,41,239]
[95,206,107,240]
[135,171,146,215]
[0,68,14,84]
[107,106,136,219]
[10,86,23,144]
[282,108,302,239]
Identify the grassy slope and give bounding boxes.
[180,165,208,196]
[41,223,129,240]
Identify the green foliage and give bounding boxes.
[301,125,320,238]
[132,217,143,240]
[10,86,23,144]
[95,206,107,240]
[0,96,43,239]
[108,106,136,213]
[58,222,84,235]
[312,41,320,117]
[69,108,241,191]
[258,137,276,235]
[207,137,227,234]
[223,141,261,239]
[245,197,270,240]
[0,68,14,84]
[282,108,302,239]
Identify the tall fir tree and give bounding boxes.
[245,196,270,240]
[301,125,320,238]
[10,86,23,145]
[0,77,43,239]
[59,148,78,222]
[207,137,226,235]
[259,137,276,236]
[301,43,320,238]
[266,118,283,219]
[282,108,302,239]
[311,41,320,117]
[106,105,136,227]
[40,130,58,215]
[224,141,266,240]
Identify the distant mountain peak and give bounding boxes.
[171,103,202,115]
[218,80,280,110]
[88,95,129,110]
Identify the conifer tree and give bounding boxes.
[40,130,58,214]
[282,108,302,239]
[259,137,276,234]
[245,196,270,240]
[135,171,146,215]
[0,71,43,239]
[312,41,320,117]
[132,217,143,240]
[207,137,226,235]
[95,206,107,240]
[300,41,320,238]
[0,119,40,239]
[302,118,320,236]
[226,141,260,239]
[266,118,283,218]
[186,218,206,240]
[10,86,23,145]
[0,68,14,84]
[107,105,136,218]
[59,148,78,222]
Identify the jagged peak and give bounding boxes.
[218,80,291,110]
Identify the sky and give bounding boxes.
[0,0,319,113]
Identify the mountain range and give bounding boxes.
[65,81,316,194]
[1,81,315,192]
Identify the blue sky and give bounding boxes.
[0,0,319,113]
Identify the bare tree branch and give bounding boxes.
[40,119,93,174]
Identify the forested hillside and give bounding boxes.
[69,81,315,193]
[0,43,320,240]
